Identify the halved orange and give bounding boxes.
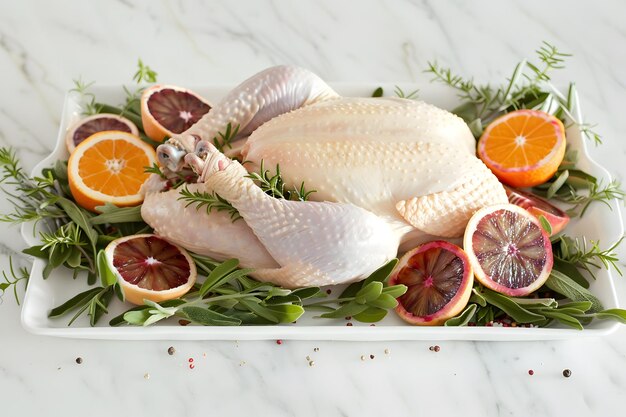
[477,109,566,188]
[140,85,212,142]
[105,234,197,305]
[67,131,157,212]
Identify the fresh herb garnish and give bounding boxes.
[1,257,29,305]
[132,59,158,83]
[212,122,240,152]
[247,160,316,201]
[178,187,242,222]
[553,235,623,279]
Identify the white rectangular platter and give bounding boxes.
[20,83,624,340]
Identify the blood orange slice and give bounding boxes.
[105,234,197,305]
[505,186,570,235]
[65,113,139,153]
[464,204,553,297]
[389,241,473,326]
[140,85,212,142]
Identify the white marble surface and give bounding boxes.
[1,0,626,416]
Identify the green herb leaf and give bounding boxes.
[371,87,384,97]
[594,309,626,324]
[545,270,604,312]
[91,204,144,224]
[182,306,242,326]
[48,287,103,318]
[353,306,387,323]
[479,288,546,323]
[319,301,368,319]
[366,293,399,309]
[355,281,383,304]
[198,259,240,297]
[96,250,117,287]
[538,215,553,235]
[445,304,478,326]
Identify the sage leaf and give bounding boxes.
[353,306,387,323]
[445,304,477,326]
[91,204,143,224]
[371,87,384,97]
[199,258,239,297]
[96,250,117,287]
[381,284,407,298]
[263,304,305,323]
[339,281,362,299]
[239,299,279,323]
[355,281,383,304]
[552,258,590,288]
[541,310,583,330]
[594,309,626,324]
[469,289,487,307]
[319,301,369,319]
[367,294,398,309]
[123,309,152,325]
[545,270,604,313]
[182,306,242,326]
[65,247,82,268]
[48,287,103,318]
[22,245,47,259]
[291,287,323,300]
[479,288,546,323]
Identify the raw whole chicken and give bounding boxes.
[142,65,507,287]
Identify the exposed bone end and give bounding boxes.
[156,142,188,172]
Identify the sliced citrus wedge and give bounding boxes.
[464,204,553,297]
[105,234,197,305]
[478,109,566,187]
[67,130,157,212]
[65,113,139,153]
[389,241,473,326]
[140,85,212,142]
[505,186,570,235]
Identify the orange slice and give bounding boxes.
[105,234,197,305]
[67,131,157,212]
[140,85,212,142]
[477,109,566,187]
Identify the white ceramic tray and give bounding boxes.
[20,84,624,340]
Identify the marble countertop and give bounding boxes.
[1,1,626,416]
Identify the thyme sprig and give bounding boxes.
[212,122,240,152]
[247,160,316,201]
[178,187,241,221]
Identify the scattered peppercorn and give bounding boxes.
[276,339,283,345]
[346,322,353,326]
[360,355,366,361]
[370,354,375,359]
[326,289,332,295]
[178,319,190,326]
[345,316,352,320]
[75,357,83,364]
[384,348,390,355]
[434,345,440,352]
[308,360,315,367]
[167,346,175,355]
[563,369,572,378]
[528,369,534,376]
[313,347,319,352]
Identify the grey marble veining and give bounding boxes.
[1,0,626,416]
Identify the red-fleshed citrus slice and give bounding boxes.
[140,84,212,142]
[464,204,553,297]
[505,186,570,235]
[389,240,473,326]
[65,113,139,153]
[105,234,197,305]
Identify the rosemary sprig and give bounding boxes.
[553,235,623,279]
[144,162,167,180]
[178,187,242,221]
[394,86,419,99]
[1,257,29,305]
[70,78,99,116]
[425,42,586,137]
[247,160,316,201]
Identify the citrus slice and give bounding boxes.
[65,113,139,153]
[105,234,197,305]
[464,204,553,297]
[505,186,570,235]
[68,130,157,212]
[140,85,212,142]
[477,109,566,187]
[389,241,473,326]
